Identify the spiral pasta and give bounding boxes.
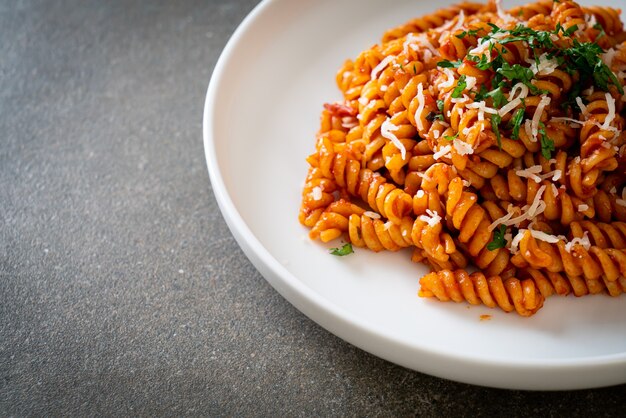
[299,0,626,316]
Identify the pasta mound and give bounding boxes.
[298,0,626,316]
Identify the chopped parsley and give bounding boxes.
[455,29,481,39]
[509,107,525,140]
[426,100,445,122]
[554,23,578,37]
[491,24,556,48]
[451,75,467,98]
[426,111,444,122]
[443,132,459,141]
[466,53,492,70]
[437,60,462,68]
[329,243,354,256]
[490,114,502,150]
[488,87,508,107]
[497,63,534,84]
[487,225,507,251]
[593,23,606,39]
[472,23,623,94]
[563,40,623,94]
[474,85,490,101]
[538,122,555,160]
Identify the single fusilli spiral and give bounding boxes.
[419,269,545,316]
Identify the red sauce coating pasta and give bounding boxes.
[299,0,626,316]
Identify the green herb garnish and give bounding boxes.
[490,114,502,150]
[443,132,459,141]
[455,29,480,39]
[510,107,525,140]
[538,121,555,159]
[562,40,623,94]
[329,243,354,256]
[487,225,507,250]
[593,23,606,39]
[474,85,490,101]
[451,75,467,98]
[426,111,444,122]
[437,60,462,68]
[497,62,534,85]
[488,87,509,108]
[554,23,578,37]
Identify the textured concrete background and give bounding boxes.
[0,0,624,416]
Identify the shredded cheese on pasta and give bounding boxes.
[299,0,626,317]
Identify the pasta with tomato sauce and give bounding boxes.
[298,0,626,316]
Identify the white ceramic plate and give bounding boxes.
[203,0,626,389]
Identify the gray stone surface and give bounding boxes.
[0,0,624,416]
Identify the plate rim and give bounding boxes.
[203,0,626,390]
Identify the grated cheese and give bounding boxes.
[549,170,562,181]
[341,116,358,129]
[530,95,551,142]
[364,211,381,219]
[469,37,493,58]
[489,185,547,230]
[440,68,456,89]
[450,10,466,34]
[527,53,559,76]
[416,172,433,183]
[564,232,591,253]
[578,204,589,211]
[415,83,426,132]
[524,119,533,140]
[576,97,590,119]
[529,228,562,243]
[403,33,418,55]
[601,48,616,68]
[498,83,529,117]
[453,138,474,155]
[312,187,322,201]
[419,209,442,227]
[585,13,598,30]
[433,144,452,160]
[601,92,616,130]
[414,33,439,58]
[498,97,520,117]
[466,101,498,114]
[495,0,516,23]
[517,166,562,183]
[371,55,395,80]
[509,226,567,254]
[515,165,542,183]
[564,96,620,134]
[381,118,407,160]
[509,230,524,254]
[550,183,559,197]
[450,94,470,104]
[465,76,478,91]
